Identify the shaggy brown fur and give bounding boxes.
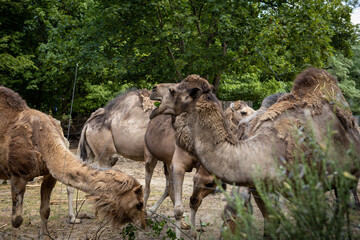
[173,113,196,155]
[0,86,146,237]
[195,94,237,146]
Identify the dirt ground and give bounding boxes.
[0,153,265,240]
[1,153,359,239]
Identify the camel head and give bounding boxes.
[224,101,255,128]
[150,75,214,119]
[90,183,147,229]
[190,166,226,210]
[118,184,147,229]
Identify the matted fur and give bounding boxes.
[195,94,236,146]
[173,113,196,155]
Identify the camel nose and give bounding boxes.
[190,196,198,206]
[152,86,157,92]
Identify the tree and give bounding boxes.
[1,0,359,115]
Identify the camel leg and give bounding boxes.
[149,163,171,214]
[171,152,192,238]
[352,188,360,211]
[39,174,57,239]
[66,186,81,224]
[144,146,164,214]
[94,138,117,169]
[190,207,198,238]
[252,189,278,238]
[10,175,27,239]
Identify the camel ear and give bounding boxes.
[134,185,142,195]
[189,88,201,99]
[203,83,213,93]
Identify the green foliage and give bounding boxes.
[120,219,178,240]
[1,0,359,115]
[222,122,360,239]
[217,72,291,108]
[328,45,360,114]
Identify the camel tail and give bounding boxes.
[78,125,92,161]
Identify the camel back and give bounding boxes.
[249,68,356,130]
[85,89,154,130]
[105,89,154,112]
[240,68,359,162]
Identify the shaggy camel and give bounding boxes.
[149,69,360,235]
[77,89,221,236]
[0,86,146,239]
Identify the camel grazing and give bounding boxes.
[77,88,221,237]
[0,86,146,239]
[149,69,360,235]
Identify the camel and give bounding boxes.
[149,68,360,235]
[224,100,255,133]
[0,86,146,239]
[146,98,256,238]
[77,88,222,237]
[189,100,254,234]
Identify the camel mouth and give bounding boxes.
[150,97,162,119]
[149,107,160,119]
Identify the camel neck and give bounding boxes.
[187,105,280,186]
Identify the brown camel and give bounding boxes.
[149,69,360,235]
[0,86,146,239]
[77,88,221,237]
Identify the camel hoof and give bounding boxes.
[77,213,95,219]
[68,217,82,224]
[181,219,191,230]
[11,215,23,228]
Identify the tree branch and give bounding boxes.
[166,46,182,82]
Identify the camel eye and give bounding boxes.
[205,181,215,188]
[240,111,247,115]
[136,202,143,210]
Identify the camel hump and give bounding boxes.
[138,89,156,112]
[86,108,106,123]
[291,68,338,98]
[0,86,28,111]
